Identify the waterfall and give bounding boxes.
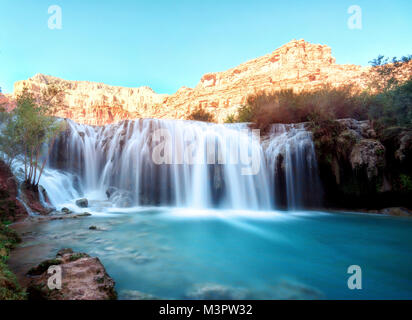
[40,119,322,211]
[264,123,322,209]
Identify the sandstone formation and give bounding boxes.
[6,39,373,125]
[27,248,117,300]
[0,93,15,111]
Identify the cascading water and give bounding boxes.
[39,118,322,211]
[264,123,322,209]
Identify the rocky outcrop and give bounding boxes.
[312,119,412,209]
[27,248,117,300]
[350,139,385,180]
[0,161,28,222]
[5,40,374,125]
[19,183,54,215]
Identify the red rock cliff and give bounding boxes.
[8,39,373,125]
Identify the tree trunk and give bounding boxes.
[36,137,56,186]
[32,145,41,186]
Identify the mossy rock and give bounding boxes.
[68,253,89,262]
[56,248,73,257]
[27,259,62,276]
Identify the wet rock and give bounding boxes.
[27,259,62,276]
[38,185,55,209]
[76,198,88,208]
[27,249,117,300]
[106,186,118,198]
[89,225,97,230]
[78,212,92,217]
[20,182,54,215]
[61,207,72,214]
[380,207,412,217]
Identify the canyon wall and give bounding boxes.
[7,39,372,125]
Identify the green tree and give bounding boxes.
[0,111,22,167]
[0,88,65,188]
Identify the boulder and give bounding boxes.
[27,249,117,300]
[61,207,72,214]
[75,198,88,208]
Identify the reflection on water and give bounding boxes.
[10,209,412,299]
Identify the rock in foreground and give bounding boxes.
[380,207,412,217]
[27,248,117,300]
[75,198,88,208]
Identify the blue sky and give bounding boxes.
[0,0,411,94]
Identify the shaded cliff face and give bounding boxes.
[0,161,28,222]
[7,39,371,125]
[310,119,412,209]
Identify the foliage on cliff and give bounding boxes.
[225,55,412,209]
[225,55,412,133]
[188,107,215,122]
[225,85,368,132]
[0,223,26,300]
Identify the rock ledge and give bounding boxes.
[27,248,117,300]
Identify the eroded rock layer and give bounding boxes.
[7,39,372,125]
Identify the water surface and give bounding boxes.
[11,209,412,299]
